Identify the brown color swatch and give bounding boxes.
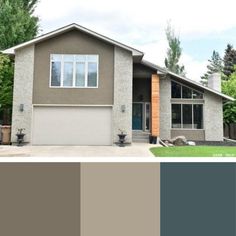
[0,163,80,236]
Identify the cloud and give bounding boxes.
[34,0,236,80]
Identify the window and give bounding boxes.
[50,54,98,88]
[172,104,181,128]
[171,104,203,129]
[171,81,203,99]
[171,81,181,98]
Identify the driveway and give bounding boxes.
[0,143,157,157]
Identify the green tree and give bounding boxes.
[222,67,236,124]
[0,54,14,124]
[0,0,39,50]
[223,44,236,78]
[0,0,39,124]
[164,23,186,76]
[200,50,223,85]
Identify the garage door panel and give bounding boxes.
[32,107,112,145]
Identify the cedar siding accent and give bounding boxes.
[151,74,160,136]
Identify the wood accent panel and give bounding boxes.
[151,74,160,136]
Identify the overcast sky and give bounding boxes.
[35,0,236,81]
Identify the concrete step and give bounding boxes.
[132,131,150,143]
[132,138,149,143]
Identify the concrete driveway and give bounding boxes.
[0,143,157,157]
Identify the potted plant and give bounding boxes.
[117,129,127,147]
[16,128,25,146]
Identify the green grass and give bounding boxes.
[150,146,236,157]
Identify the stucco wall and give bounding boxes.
[33,30,114,105]
[11,45,34,143]
[113,47,133,143]
[204,91,223,141]
[159,77,171,139]
[160,77,224,141]
[80,163,160,236]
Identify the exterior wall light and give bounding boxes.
[19,104,24,112]
[121,105,126,113]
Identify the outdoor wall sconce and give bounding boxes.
[121,105,126,113]
[19,104,24,112]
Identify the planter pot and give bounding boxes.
[152,136,157,144]
[16,133,25,146]
[118,134,127,147]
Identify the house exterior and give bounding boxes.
[3,23,234,145]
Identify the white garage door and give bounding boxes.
[32,106,112,145]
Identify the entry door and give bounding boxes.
[132,103,143,130]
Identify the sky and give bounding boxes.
[34,0,236,81]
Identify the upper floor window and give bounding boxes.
[50,54,99,88]
[171,81,203,99]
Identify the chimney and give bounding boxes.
[208,73,221,92]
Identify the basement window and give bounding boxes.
[50,54,99,88]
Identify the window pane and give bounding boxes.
[51,54,61,61]
[75,62,85,87]
[172,104,181,128]
[183,104,192,128]
[194,104,203,129]
[63,62,73,86]
[88,62,97,87]
[75,55,86,62]
[51,61,61,86]
[182,86,192,98]
[63,55,74,61]
[171,81,181,98]
[193,90,203,99]
[87,55,98,62]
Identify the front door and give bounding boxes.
[132,103,143,130]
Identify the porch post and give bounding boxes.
[151,74,160,137]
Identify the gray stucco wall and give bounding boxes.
[159,77,171,139]
[159,77,224,141]
[11,45,34,143]
[113,47,133,143]
[204,91,223,141]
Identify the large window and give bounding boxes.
[171,81,203,99]
[172,104,203,129]
[50,54,98,88]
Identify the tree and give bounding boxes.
[0,0,39,124]
[223,44,236,78]
[222,67,236,124]
[200,50,223,85]
[164,23,186,76]
[0,0,39,50]
[0,54,14,124]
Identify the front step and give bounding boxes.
[132,131,150,143]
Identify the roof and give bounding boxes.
[2,23,144,57]
[141,60,235,101]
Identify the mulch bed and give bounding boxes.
[195,140,236,146]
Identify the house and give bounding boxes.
[3,23,234,145]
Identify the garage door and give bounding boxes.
[32,106,112,145]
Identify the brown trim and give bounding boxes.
[151,74,160,136]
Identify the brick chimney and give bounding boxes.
[208,73,221,92]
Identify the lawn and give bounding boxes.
[150,146,236,157]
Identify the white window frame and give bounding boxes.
[49,54,99,88]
